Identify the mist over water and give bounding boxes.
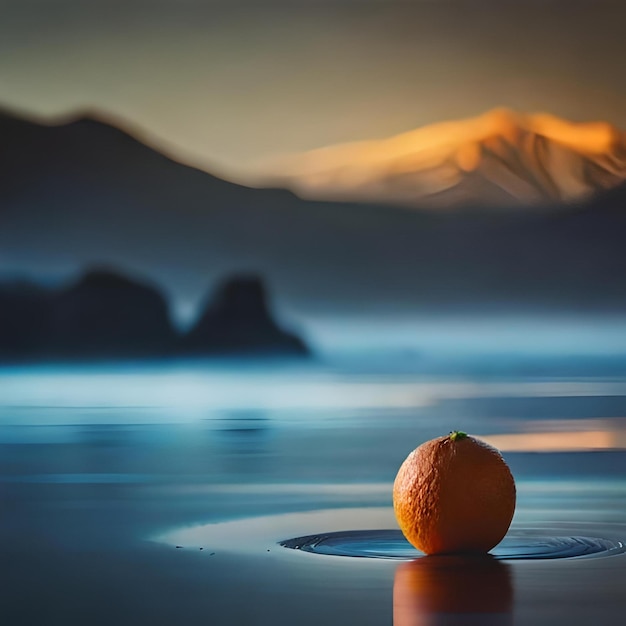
[294,314,626,358]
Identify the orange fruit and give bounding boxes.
[393,431,516,555]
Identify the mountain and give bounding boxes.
[257,109,626,209]
[0,106,315,310]
[2,106,626,318]
[182,276,308,356]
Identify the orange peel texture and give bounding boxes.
[393,432,516,555]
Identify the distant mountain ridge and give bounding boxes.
[2,106,626,317]
[258,109,626,209]
[0,106,294,209]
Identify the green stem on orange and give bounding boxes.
[449,431,468,441]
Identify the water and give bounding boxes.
[1,357,626,625]
[279,530,625,560]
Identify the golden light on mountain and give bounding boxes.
[256,109,626,209]
[455,142,482,173]
[531,114,621,154]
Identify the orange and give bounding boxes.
[393,431,516,555]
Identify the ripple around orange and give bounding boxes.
[393,432,516,555]
[393,555,514,625]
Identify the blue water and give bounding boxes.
[280,529,625,560]
[1,357,626,625]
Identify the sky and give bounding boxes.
[1,1,625,177]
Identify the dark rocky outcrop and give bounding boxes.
[0,269,309,361]
[0,270,176,362]
[182,276,308,357]
[48,270,177,358]
[0,269,176,361]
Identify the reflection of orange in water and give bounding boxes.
[393,556,514,626]
[393,433,516,555]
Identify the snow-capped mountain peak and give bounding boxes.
[256,109,626,209]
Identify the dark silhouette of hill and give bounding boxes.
[48,269,176,358]
[0,269,176,361]
[2,106,626,316]
[0,268,309,362]
[182,276,308,356]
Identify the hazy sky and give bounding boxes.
[1,1,625,175]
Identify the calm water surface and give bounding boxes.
[1,358,625,625]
